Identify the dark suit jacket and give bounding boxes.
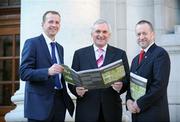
[126,44,170,122]
[20,34,74,120]
[68,45,130,122]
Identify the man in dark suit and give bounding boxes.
[126,20,170,122]
[68,19,130,122]
[20,11,74,122]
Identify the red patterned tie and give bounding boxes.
[138,50,145,64]
[96,48,104,68]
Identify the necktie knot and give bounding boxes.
[140,50,145,56]
[50,42,56,49]
[138,49,145,64]
[97,48,103,53]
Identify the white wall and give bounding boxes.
[21,0,100,66]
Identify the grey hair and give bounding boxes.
[91,19,112,34]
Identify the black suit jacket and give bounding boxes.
[68,45,130,122]
[20,34,74,120]
[126,44,170,122]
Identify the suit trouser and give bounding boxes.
[28,89,66,122]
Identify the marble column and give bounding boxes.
[5,0,100,121]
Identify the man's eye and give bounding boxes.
[103,31,108,34]
[137,32,147,36]
[95,30,101,33]
[95,30,108,34]
[142,32,147,35]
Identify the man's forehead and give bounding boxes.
[94,23,108,29]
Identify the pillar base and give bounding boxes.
[5,89,27,122]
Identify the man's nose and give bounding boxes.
[99,32,104,36]
[139,34,144,39]
[52,22,58,26]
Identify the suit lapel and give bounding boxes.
[87,45,98,68]
[87,45,115,68]
[135,44,157,71]
[102,45,115,66]
[56,44,64,64]
[39,35,52,64]
[133,56,139,71]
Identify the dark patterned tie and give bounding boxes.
[138,50,145,64]
[50,42,62,89]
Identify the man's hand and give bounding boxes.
[133,101,141,113]
[127,99,141,113]
[127,99,137,113]
[111,81,123,93]
[48,64,64,76]
[76,87,88,97]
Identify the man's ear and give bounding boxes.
[41,22,44,27]
[151,31,155,41]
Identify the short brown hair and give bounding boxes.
[42,11,61,23]
[136,20,154,31]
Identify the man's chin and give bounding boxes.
[139,43,147,48]
[50,33,56,37]
[96,43,106,47]
[140,45,147,49]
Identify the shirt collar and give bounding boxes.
[42,32,56,44]
[142,42,155,53]
[93,44,107,52]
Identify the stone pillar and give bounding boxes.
[154,0,180,42]
[154,1,180,121]
[157,25,180,122]
[126,0,154,62]
[154,0,166,38]
[5,0,100,121]
[4,81,27,121]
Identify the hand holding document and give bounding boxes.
[48,64,64,76]
[76,87,88,97]
[130,72,147,100]
[111,81,123,92]
[62,59,125,90]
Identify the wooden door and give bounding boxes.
[0,4,20,122]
